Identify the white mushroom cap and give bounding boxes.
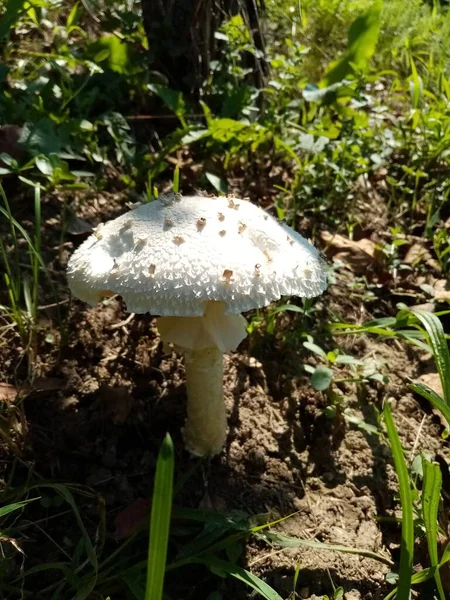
[67,193,327,316]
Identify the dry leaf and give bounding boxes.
[0,378,65,402]
[320,231,385,275]
[0,383,19,402]
[434,279,450,301]
[98,385,135,424]
[403,242,431,266]
[112,497,150,540]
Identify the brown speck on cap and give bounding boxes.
[263,215,268,221]
[222,269,233,283]
[254,263,261,276]
[122,219,133,230]
[164,218,174,229]
[196,217,206,230]
[136,237,147,248]
[228,198,240,210]
[148,264,156,275]
[173,235,185,245]
[238,222,247,234]
[219,230,226,237]
[174,192,182,201]
[263,250,273,263]
[218,212,225,222]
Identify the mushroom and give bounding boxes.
[67,193,327,456]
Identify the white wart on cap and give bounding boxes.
[67,193,327,316]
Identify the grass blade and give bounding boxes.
[409,382,450,430]
[383,401,414,600]
[172,166,180,193]
[260,532,393,566]
[410,310,450,405]
[145,433,174,600]
[0,497,39,519]
[422,457,445,600]
[198,555,283,600]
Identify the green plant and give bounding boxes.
[407,309,450,432]
[0,183,44,369]
[145,433,174,600]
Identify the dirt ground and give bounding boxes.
[1,184,449,599]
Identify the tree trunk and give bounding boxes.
[141,0,266,96]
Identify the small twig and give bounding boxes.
[125,113,204,120]
[107,313,135,331]
[37,299,70,311]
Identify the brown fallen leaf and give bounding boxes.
[0,378,65,402]
[434,279,450,301]
[403,242,430,266]
[403,241,440,272]
[0,383,19,402]
[112,497,151,540]
[98,385,135,424]
[320,231,385,275]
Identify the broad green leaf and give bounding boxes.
[205,172,228,194]
[0,0,27,39]
[384,402,414,600]
[311,365,333,391]
[147,84,186,120]
[322,1,383,85]
[87,36,130,73]
[303,341,327,359]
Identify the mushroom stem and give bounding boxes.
[183,347,226,456]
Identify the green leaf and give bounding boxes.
[409,382,450,430]
[205,172,228,194]
[87,36,130,73]
[145,433,174,600]
[199,556,283,600]
[303,341,328,359]
[409,59,423,109]
[322,1,383,85]
[147,84,186,120]
[20,118,67,156]
[383,402,414,600]
[422,457,445,600]
[311,366,333,391]
[0,497,39,519]
[66,1,80,29]
[0,0,27,39]
[260,531,392,565]
[409,310,450,406]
